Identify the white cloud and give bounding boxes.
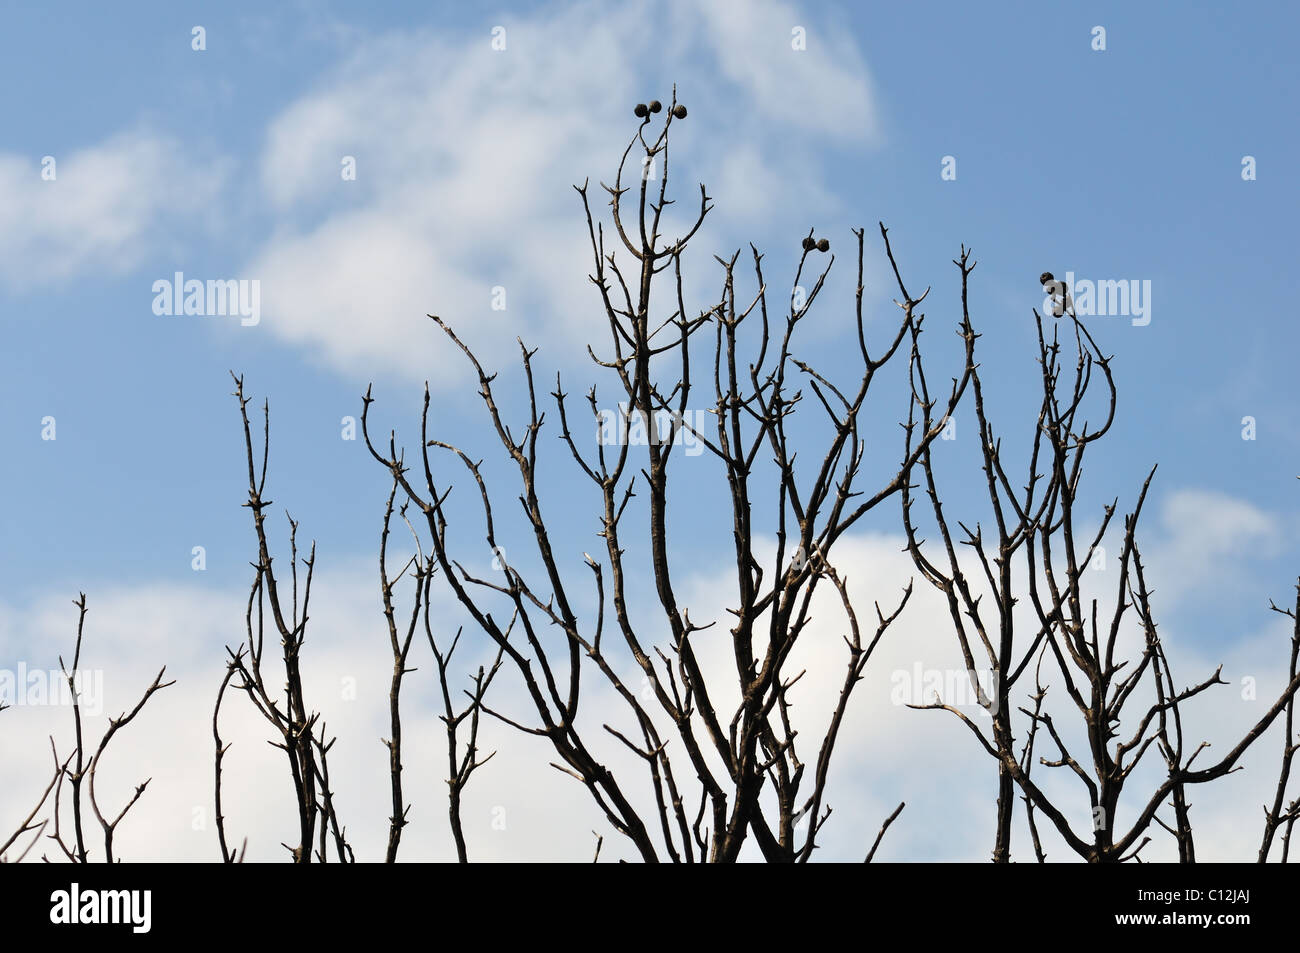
[0,131,227,288]
[1143,488,1284,604]
[245,0,881,387]
[693,0,882,142]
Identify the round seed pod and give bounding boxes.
[816,238,830,252]
[1039,271,1055,286]
[634,103,649,118]
[802,237,815,251]
[672,104,687,119]
[649,100,663,113]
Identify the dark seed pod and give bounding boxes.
[649,100,663,113]
[1039,271,1054,286]
[672,104,687,119]
[816,238,830,252]
[634,103,649,118]
[802,237,815,251]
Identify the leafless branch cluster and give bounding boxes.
[213,374,352,863]
[1,595,172,863]
[901,291,1300,862]
[375,469,504,862]
[209,375,503,862]
[1259,586,1300,861]
[360,88,975,861]
[5,95,1298,865]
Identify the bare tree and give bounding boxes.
[1259,579,1300,861]
[900,293,1300,862]
[360,91,975,862]
[377,476,424,862]
[214,375,352,863]
[1,595,171,863]
[214,376,499,862]
[375,469,504,862]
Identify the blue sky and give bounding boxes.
[2,0,1298,861]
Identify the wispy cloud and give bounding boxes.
[1144,488,1286,604]
[244,0,882,386]
[0,131,227,288]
